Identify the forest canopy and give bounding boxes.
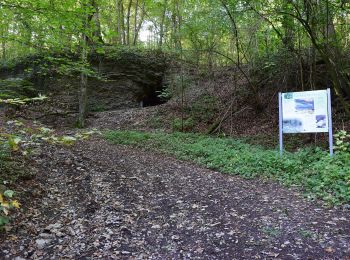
[1,0,350,118]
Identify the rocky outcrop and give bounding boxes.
[0,48,170,113]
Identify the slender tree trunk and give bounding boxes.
[220,0,240,66]
[78,0,92,128]
[116,0,122,44]
[133,0,139,44]
[92,0,104,43]
[282,1,295,51]
[133,0,145,45]
[159,0,168,48]
[117,0,126,45]
[1,28,6,60]
[126,0,133,45]
[171,0,182,50]
[78,38,88,128]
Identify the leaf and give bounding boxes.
[39,127,53,134]
[0,216,9,226]
[3,190,15,198]
[59,136,77,145]
[7,135,22,151]
[12,200,20,209]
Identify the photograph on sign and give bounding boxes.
[281,90,328,133]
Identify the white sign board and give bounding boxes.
[278,89,333,156]
[281,90,329,133]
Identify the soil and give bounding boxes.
[0,110,350,258]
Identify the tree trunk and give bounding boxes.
[158,0,168,48]
[1,28,6,60]
[126,0,133,45]
[116,0,126,45]
[116,0,122,44]
[78,0,92,128]
[220,0,240,66]
[133,0,145,45]
[133,0,139,44]
[282,1,295,51]
[78,41,88,128]
[92,0,104,44]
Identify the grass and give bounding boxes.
[104,130,350,205]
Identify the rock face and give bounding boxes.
[87,50,168,110]
[0,48,169,112]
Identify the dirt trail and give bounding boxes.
[1,136,350,259]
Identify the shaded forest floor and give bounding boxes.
[1,109,350,259]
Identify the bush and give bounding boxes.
[104,130,350,205]
[172,117,195,132]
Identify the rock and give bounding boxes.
[68,227,76,236]
[54,231,65,237]
[64,159,72,165]
[45,223,63,231]
[151,225,161,229]
[39,232,54,238]
[36,239,52,250]
[171,235,180,240]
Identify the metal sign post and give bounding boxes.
[278,93,283,157]
[279,89,333,157]
[327,88,334,156]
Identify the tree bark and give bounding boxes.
[158,0,168,48]
[133,0,145,45]
[116,0,126,45]
[126,0,133,45]
[78,0,92,128]
[92,0,104,44]
[78,40,88,128]
[1,27,6,60]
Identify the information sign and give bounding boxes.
[279,89,333,156]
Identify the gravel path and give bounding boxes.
[1,137,350,259]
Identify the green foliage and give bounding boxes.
[90,103,108,112]
[189,95,218,123]
[0,79,37,100]
[157,87,172,101]
[105,131,350,205]
[172,117,195,132]
[334,130,350,153]
[0,189,20,229]
[0,95,47,106]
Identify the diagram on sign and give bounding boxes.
[282,90,328,133]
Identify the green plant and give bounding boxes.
[190,95,218,123]
[0,95,47,106]
[262,226,281,238]
[172,117,195,132]
[0,79,37,100]
[90,103,107,112]
[0,189,20,228]
[299,229,314,238]
[334,130,350,153]
[157,87,172,100]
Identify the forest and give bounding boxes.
[0,0,350,258]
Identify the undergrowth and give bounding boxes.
[104,130,350,205]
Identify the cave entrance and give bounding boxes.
[139,86,168,108]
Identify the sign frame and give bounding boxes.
[278,88,333,156]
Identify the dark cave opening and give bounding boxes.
[141,92,167,107]
[139,83,169,108]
